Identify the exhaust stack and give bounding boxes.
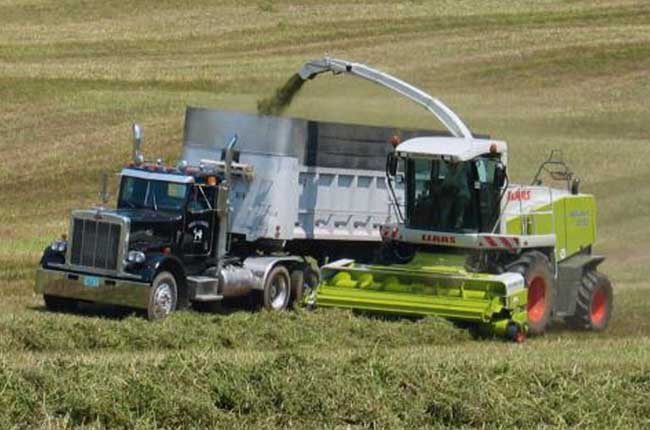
[132,123,144,164]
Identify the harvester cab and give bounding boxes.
[303,58,613,341]
[387,137,507,236]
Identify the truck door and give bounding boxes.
[183,185,215,257]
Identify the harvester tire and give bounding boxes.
[566,271,613,331]
[43,295,78,313]
[506,251,554,335]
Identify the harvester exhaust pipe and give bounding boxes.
[132,123,144,164]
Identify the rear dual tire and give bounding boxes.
[290,266,320,308]
[261,265,320,311]
[262,266,291,311]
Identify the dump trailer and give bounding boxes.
[302,58,613,340]
[35,102,455,319]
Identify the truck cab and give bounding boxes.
[116,167,217,264]
[36,131,310,319]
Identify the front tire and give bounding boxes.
[506,251,555,335]
[147,271,178,320]
[263,266,291,311]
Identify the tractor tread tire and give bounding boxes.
[566,271,612,331]
[505,251,554,335]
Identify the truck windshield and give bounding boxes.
[405,157,498,233]
[118,176,188,211]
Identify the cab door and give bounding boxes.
[475,157,501,233]
[182,185,216,257]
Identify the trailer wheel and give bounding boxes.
[566,271,613,331]
[506,251,554,335]
[147,271,178,320]
[263,265,291,311]
[43,295,78,313]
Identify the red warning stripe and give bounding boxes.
[484,236,498,247]
[498,236,515,250]
[482,236,520,250]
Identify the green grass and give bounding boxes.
[1,0,650,428]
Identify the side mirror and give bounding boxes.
[495,163,507,188]
[387,153,399,177]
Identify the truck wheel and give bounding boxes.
[506,251,554,335]
[147,271,178,320]
[290,270,304,307]
[43,295,78,313]
[263,265,291,311]
[566,271,613,331]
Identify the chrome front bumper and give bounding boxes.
[35,267,150,309]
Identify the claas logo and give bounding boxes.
[422,234,456,244]
[507,189,532,201]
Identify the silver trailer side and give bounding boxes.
[181,107,448,243]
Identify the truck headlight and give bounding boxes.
[50,240,67,253]
[126,250,146,264]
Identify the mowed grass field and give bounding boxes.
[1,0,650,428]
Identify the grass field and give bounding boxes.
[1,0,650,428]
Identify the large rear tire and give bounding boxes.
[147,271,178,321]
[566,271,613,331]
[506,251,555,335]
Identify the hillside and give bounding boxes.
[1,1,649,428]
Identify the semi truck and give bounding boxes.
[36,98,446,319]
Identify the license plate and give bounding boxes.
[83,276,100,288]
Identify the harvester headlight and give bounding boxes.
[127,250,146,264]
[50,239,67,253]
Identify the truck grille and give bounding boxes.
[70,218,122,271]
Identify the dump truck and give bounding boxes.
[301,58,613,340]
[36,95,451,319]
